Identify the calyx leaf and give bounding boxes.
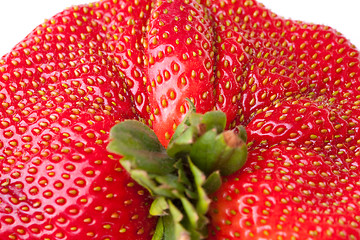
[108,120,175,175]
[107,110,248,239]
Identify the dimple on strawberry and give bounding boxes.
[1,0,360,240]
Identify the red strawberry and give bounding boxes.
[206,0,360,239]
[213,20,250,129]
[1,0,360,239]
[246,98,349,150]
[208,98,360,238]
[209,144,360,239]
[108,0,152,118]
[144,0,216,146]
[206,0,360,126]
[209,101,360,239]
[0,1,157,239]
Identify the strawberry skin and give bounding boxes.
[0,113,155,240]
[109,0,152,118]
[209,144,360,239]
[213,22,250,129]
[145,0,216,146]
[246,99,349,151]
[206,0,360,126]
[0,1,156,239]
[207,0,360,237]
[209,97,360,239]
[1,0,360,238]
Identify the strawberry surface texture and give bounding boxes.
[0,0,360,239]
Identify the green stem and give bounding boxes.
[107,110,247,239]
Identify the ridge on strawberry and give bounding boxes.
[145,0,216,147]
[109,0,152,118]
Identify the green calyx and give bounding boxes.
[168,110,247,177]
[107,109,248,240]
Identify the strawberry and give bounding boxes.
[209,98,360,239]
[108,0,152,118]
[209,144,360,239]
[0,1,157,239]
[213,20,250,128]
[206,0,360,238]
[205,0,360,126]
[145,0,216,147]
[246,99,349,151]
[1,0,360,239]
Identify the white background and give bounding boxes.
[0,0,90,57]
[0,0,360,57]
